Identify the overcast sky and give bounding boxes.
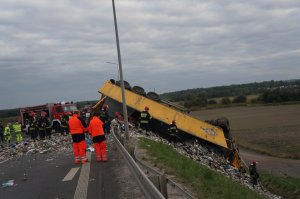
[0,0,299,109]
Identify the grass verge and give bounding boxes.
[139,138,264,199]
[260,172,300,199]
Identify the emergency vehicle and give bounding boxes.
[20,102,78,133]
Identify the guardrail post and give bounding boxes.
[159,174,168,199]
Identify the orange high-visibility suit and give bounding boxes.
[69,113,87,163]
[88,116,107,161]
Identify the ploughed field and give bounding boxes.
[191,104,300,159]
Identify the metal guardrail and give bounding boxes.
[134,148,195,199]
[112,127,165,199]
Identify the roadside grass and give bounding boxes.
[260,172,300,199]
[139,138,264,199]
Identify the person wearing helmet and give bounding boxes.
[168,120,179,142]
[100,105,110,134]
[249,160,259,186]
[139,106,152,133]
[4,123,12,145]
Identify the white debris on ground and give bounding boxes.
[113,122,281,199]
[0,134,73,163]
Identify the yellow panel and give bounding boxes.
[99,81,228,148]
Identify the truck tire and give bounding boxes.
[132,86,146,96]
[116,80,131,90]
[110,79,116,84]
[147,92,160,101]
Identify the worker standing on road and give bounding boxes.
[29,116,38,141]
[69,111,88,164]
[249,160,259,186]
[4,123,12,145]
[38,114,48,140]
[139,106,152,133]
[88,112,107,162]
[60,113,69,136]
[12,121,22,144]
[100,105,110,134]
[45,116,52,138]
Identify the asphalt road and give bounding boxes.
[0,140,145,199]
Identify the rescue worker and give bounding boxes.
[60,113,69,135]
[249,160,259,186]
[0,121,4,143]
[168,120,179,142]
[69,110,88,164]
[99,105,110,134]
[45,116,52,138]
[88,112,107,162]
[29,116,38,141]
[4,123,12,144]
[38,114,49,140]
[12,121,22,144]
[139,106,152,133]
[168,120,178,134]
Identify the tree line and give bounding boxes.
[161,79,300,108]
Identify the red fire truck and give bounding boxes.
[20,102,78,133]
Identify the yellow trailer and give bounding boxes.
[98,80,241,167]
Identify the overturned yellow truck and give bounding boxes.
[97,80,241,168]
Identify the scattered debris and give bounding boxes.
[0,134,73,164]
[2,180,14,188]
[87,147,95,152]
[111,122,281,199]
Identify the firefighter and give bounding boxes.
[29,116,38,141]
[139,106,152,133]
[168,120,179,142]
[45,116,52,138]
[100,105,110,134]
[69,110,88,164]
[88,112,107,162]
[4,123,12,144]
[249,160,259,186]
[60,113,69,136]
[12,121,22,144]
[38,114,49,140]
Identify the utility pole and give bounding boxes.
[112,0,130,140]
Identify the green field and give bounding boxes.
[191,104,300,159]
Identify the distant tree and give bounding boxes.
[221,97,231,105]
[233,95,246,103]
[208,99,217,104]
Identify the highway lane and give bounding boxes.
[0,139,145,199]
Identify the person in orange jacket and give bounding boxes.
[69,110,88,164]
[88,112,107,162]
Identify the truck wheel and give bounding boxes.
[147,92,160,101]
[116,80,131,90]
[132,86,146,96]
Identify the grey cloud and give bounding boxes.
[0,0,300,109]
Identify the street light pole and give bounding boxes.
[112,0,130,140]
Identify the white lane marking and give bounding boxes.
[73,152,92,199]
[62,167,80,182]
